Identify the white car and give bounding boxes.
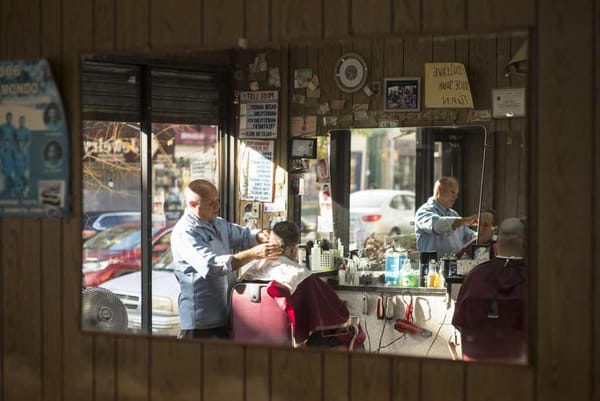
[350,189,415,244]
[100,250,180,336]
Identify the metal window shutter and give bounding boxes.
[81,61,141,122]
[82,62,225,125]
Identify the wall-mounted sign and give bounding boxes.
[424,63,474,108]
[239,139,275,202]
[0,59,70,218]
[492,88,526,118]
[239,90,278,139]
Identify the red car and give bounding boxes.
[82,222,173,287]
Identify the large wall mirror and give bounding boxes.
[79,30,529,364]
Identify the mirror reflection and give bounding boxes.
[80,31,528,364]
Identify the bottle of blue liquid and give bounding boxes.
[385,248,400,286]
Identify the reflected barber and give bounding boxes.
[170,179,281,340]
[414,176,477,258]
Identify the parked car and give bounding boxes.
[349,189,415,245]
[82,210,166,240]
[82,222,173,287]
[100,249,180,336]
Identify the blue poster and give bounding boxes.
[0,59,70,218]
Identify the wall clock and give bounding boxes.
[334,52,368,93]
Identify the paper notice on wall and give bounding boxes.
[424,63,474,108]
[239,139,275,202]
[290,116,317,137]
[239,90,278,139]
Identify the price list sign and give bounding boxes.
[239,90,279,139]
[239,139,275,202]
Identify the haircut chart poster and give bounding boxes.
[0,59,70,218]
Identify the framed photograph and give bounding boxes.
[289,138,317,159]
[383,77,421,112]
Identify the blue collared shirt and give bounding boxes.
[171,208,258,330]
[415,197,476,258]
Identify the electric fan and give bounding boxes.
[81,287,128,332]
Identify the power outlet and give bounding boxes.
[251,202,261,219]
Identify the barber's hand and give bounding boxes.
[254,243,282,259]
[256,229,270,243]
[464,214,479,226]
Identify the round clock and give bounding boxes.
[334,52,368,93]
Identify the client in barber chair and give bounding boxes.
[455,210,497,260]
[451,217,526,363]
[237,220,365,349]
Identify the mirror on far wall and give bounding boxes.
[79,30,528,365]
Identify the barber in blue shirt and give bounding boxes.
[415,176,477,258]
[171,179,281,340]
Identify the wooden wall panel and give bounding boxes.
[39,1,64,401]
[277,0,322,41]
[537,0,593,401]
[421,359,464,401]
[595,0,600,396]
[351,40,372,113]
[323,352,350,401]
[116,337,150,401]
[351,0,391,35]
[392,0,421,33]
[0,1,43,400]
[203,0,244,48]
[392,359,420,401]
[94,0,115,50]
[61,0,94,400]
[350,354,392,401]
[422,0,465,33]
[467,0,535,30]
[1,0,599,401]
[324,0,350,38]
[245,0,271,44]
[151,340,202,401]
[245,347,271,401]
[150,0,202,48]
[116,0,149,50]
[271,349,322,401]
[467,365,533,401]
[203,343,244,401]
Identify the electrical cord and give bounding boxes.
[424,306,449,357]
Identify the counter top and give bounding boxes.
[328,279,447,295]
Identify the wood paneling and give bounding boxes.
[116,0,149,50]
[203,0,244,48]
[203,343,244,401]
[271,349,322,401]
[324,0,350,38]
[151,340,202,401]
[94,0,115,51]
[351,0,391,35]
[392,0,421,33]
[245,0,271,44]
[467,0,535,30]
[150,0,202,48]
[423,0,465,33]
[537,0,593,400]
[1,1,599,401]
[277,0,322,41]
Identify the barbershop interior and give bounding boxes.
[0,1,597,401]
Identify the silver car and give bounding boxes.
[100,250,180,336]
[350,189,415,245]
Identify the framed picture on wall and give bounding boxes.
[289,137,317,159]
[383,77,421,112]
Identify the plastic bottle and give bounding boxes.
[338,264,346,285]
[403,257,419,287]
[384,248,400,287]
[428,259,438,288]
